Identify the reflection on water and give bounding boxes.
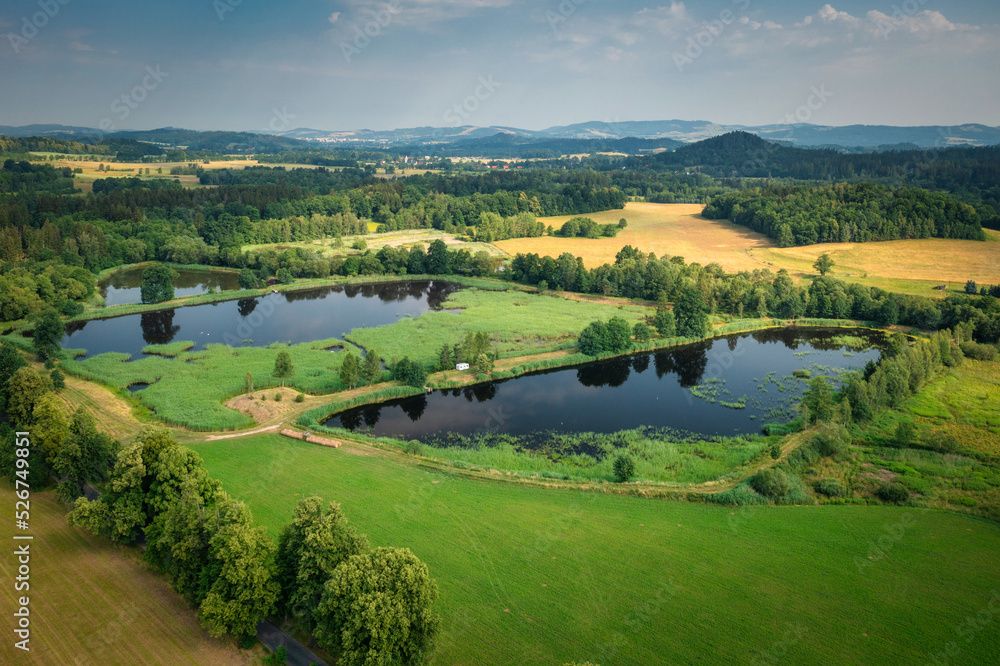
[100,267,242,307]
[326,328,887,439]
[65,280,463,359]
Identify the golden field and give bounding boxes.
[496,203,1000,297]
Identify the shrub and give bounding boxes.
[295,394,305,403]
[876,482,910,504]
[814,478,846,498]
[812,425,847,458]
[894,421,915,448]
[238,634,258,650]
[612,453,635,482]
[769,443,782,460]
[960,341,998,362]
[403,441,423,455]
[274,393,282,402]
[750,468,791,498]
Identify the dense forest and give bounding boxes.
[703,182,985,246]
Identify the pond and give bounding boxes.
[99,267,242,307]
[325,328,887,439]
[65,280,462,359]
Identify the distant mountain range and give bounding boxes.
[267,120,1000,150]
[2,120,999,153]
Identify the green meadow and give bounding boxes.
[345,287,651,367]
[194,433,1000,666]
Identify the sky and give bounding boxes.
[1,0,998,133]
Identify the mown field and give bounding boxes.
[194,433,1000,666]
[0,485,252,666]
[753,229,1000,297]
[496,203,1000,298]
[496,203,771,273]
[242,228,508,258]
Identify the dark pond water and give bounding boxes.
[99,267,242,307]
[65,281,462,359]
[326,328,886,439]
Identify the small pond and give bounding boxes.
[65,280,462,359]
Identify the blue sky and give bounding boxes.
[1,0,997,132]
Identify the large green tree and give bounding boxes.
[53,408,117,502]
[140,264,178,304]
[314,547,440,666]
[361,350,382,386]
[674,285,710,338]
[275,497,369,631]
[426,239,450,274]
[339,352,360,389]
[813,253,835,276]
[6,367,54,427]
[31,309,63,361]
[199,499,280,639]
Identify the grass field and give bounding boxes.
[496,203,1000,298]
[905,359,1000,456]
[193,433,1000,665]
[0,485,252,665]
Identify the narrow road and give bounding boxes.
[257,620,328,666]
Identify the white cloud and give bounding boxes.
[634,2,691,37]
[818,4,860,26]
[328,12,341,24]
[69,41,96,52]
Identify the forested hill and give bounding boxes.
[703,183,985,246]
[641,131,1000,228]
[645,131,1000,184]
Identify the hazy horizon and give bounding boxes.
[2,1,998,133]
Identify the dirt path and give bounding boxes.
[204,424,282,441]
